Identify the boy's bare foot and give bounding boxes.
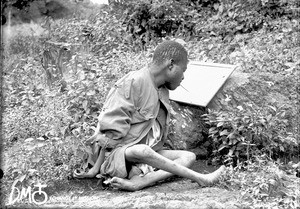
[107,176,144,191]
[107,165,226,191]
[196,165,226,186]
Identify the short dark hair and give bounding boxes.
[152,40,188,65]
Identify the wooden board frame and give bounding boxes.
[169,61,237,107]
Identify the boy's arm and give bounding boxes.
[89,76,139,147]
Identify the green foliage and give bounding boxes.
[111,0,299,44]
[42,9,148,54]
[2,55,72,143]
[4,35,42,56]
[3,56,45,108]
[3,135,83,190]
[220,156,300,209]
[2,0,88,24]
[203,104,299,165]
[203,1,265,38]
[196,0,298,41]
[121,0,207,42]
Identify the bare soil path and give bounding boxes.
[39,161,240,209]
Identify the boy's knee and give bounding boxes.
[126,144,154,162]
[185,151,196,164]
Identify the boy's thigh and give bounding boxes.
[157,149,194,160]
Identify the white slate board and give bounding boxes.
[169,61,237,107]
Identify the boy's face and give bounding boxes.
[165,59,188,91]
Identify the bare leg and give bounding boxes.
[109,145,225,191]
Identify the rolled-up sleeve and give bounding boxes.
[98,76,138,140]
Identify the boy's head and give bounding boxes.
[152,40,188,66]
[151,41,188,90]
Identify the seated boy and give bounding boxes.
[74,40,225,191]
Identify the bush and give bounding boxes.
[220,155,300,209]
[2,26,152,194]
[203,103,299,165]
[3,35,42,56]
[110,0,205,45]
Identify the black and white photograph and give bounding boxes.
[1,0,299,208]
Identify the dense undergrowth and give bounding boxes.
[1,0,299,208]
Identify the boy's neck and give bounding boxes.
[148,63,167,89]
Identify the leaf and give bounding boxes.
[11,169,21,174]
[37,142,46,148]
[280,111,286,118]
[87,90,96,96]
[227,132,235,139]
[218,3,224,14]
[238,126,245,131]
[266,114,272,122]
[220,129,229,136]
[236,25,244,30]
[28,169,38,175]
[268,179,277,186]
[269,105,277,112]
[217,122,224,127]
[228,147,235,156]
[236,143,244,150]
[224,94,231,102]
[279,145,285,152]
[213,3,219,10]
[82,100,88,110]
[218,144,228,151]
[25,138,34,142]
[259,118,266,125]
[209,127,217,133]
[237,106,243,111]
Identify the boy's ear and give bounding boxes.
[168,59,174,69]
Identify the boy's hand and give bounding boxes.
[86,133,119,148]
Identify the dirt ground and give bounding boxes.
[6,161,241,209]
[44,182,239,209]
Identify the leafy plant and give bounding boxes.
[203,103,298,165]
[2,135,84,194]
[220,155,300,209]
[116,0,203,45]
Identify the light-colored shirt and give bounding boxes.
[98,67,170,149]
